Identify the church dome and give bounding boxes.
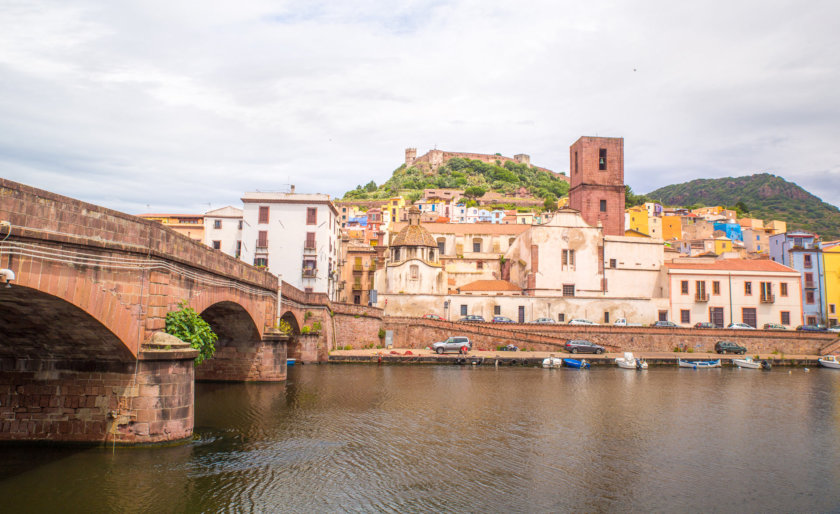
[391,206,436,247]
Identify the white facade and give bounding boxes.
[203,206,243,258]
[241,191,340,298]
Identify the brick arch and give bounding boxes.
[199,301,261,347]
[188,292,268,339]
[280,310,302,335]
[0,285,135,361]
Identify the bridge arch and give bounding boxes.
[280,310,303,362]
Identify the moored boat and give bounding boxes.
[287,358,296,366]
[563,358,590,369]
[818,356,840,369]
[542,355,562,368]
[616,352,648,370]
[678,358,721,369]
[733,357,760,369]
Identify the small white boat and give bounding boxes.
[542,355,562,368]
[818,355,840,369]
[733,357,761,369]
[616,352,648,370]
[678,359,721,369]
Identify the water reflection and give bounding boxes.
[0,366,838,512]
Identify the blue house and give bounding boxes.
[769,231,826,325]
[713,221,743,242]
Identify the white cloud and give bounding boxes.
[1,0,838,213]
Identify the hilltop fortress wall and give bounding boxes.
[405,148,568,182]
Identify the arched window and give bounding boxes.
[429,249,435,262]
[394,248,400,261]
[437,237,446,255]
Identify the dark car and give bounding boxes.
[715,340,747,354]
[564,339,605,354]
[652,320,679,328]
[458,315,485,323]
[492,316,515,323]
[796,324,826,332]
[694,322,714,329]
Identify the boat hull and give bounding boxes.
[678,359,721,369]
[818,358,840,369]
[563,358,590,369]
[733,359,761,369]
[542,357,562,369]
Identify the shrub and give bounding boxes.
[305,311,313,321]
[165,300,218,366]
[673,346,680,352]
[312,321,322,332]
[276,319,292,335]
[343,344,353,350]
[378,328,386,339]
[301,326,311,334]
[686,347,694,353]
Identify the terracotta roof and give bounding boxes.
[390,224,437,247]
[666,260,797,273]
[457,280,522,292]
[390,222,529,236]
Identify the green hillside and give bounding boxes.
[646,173,840,240]
[343,158,569,209]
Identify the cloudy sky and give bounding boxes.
[1,0,838,214]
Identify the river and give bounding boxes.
[0,364,839,512]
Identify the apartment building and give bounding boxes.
[203,206,243,258]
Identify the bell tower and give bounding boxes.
[568,136,625,236]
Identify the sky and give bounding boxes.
[1,0,839,214]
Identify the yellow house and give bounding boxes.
[714,237,733,255]
[765,220,787,235]
[823,241,840,327]
[387,196,406,223]
[557,196,569,208]
[626,206,649,235]
[138,213,204,241]
[661,215,682,241]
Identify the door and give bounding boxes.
[710,307,724,328]
[518,306,525,323]
[742,308,757,328]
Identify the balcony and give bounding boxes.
[353,264,363,272]
[303,245,317,254]
[255,239,268,250]
[302,269,317,278]
[805,281,815,289]
[695,293,710,302]
[760,294,775,303]
[352,282,362,291]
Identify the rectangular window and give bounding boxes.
[438,241,445,255]
[609,258,616,268]
[760,281,772,301]
[806,291,815,304]
[695,281,706,299]
[562,284,575,297]
[712,281,721,295]
[254,256,268,267]
[460,305,468,316]
[599,199,607,212]
[562,250,576,269]
[574,151,578,175]
[742,308,757,328]
[353,295,361,305]
[780,283,788,297]
[804,254,812,268]
[235,241,241,258]
[604,312,610,324]
[681,280,689,295]
[744,282,752,295]
[258,206,269,224]
[305,232,316,249]
[473,240,481,252]
[831,304,836,315]
[305,287,313,294]
[658,310,668,322]
[494,305,501,315]
[805,272,814,286]
[558,313,565,322]
[213,219,222,229]
[781,311,790,325]
[307,207,317,225]
[257,230,268,248]
[598,148,607,170]
[710,307,724,328]
[518,306,525,323]
[477,261,484,270]
[212,240,221,250]
[238,220,243,230]
[680,310,690,324]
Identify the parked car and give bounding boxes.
[796,324,826,332]
[715,340,747,354]
[530,317,556,324]
[652,320,678,328]
[564,339,605,354]
[498,344,519,351]
[727,322,756,330]
[693,322,714,329]
[568,319,597,326]
[829,327,840,333]
[762,323,786,330]
[422,313,442,320]
[432,336,471,354]
[458,315,485,323]
[614,318,642,327]
[492,316,515,323]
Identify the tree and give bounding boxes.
[543,194,558,211]
[464,186,487,198]
[165,301,218,365]
[735,201,749,214]
[364,180,377,192]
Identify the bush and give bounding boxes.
[673,346,681,352]
[276,319,292,335]
[301,326,311,334]
[312,321,322,332]
[378,328,386,339]
[343,344,353,350]
[165,300,218,366]
[686,347,694,353]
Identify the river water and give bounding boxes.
[1,364,839,513]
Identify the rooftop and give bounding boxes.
[666,259,798,273]
[457,280,522,293]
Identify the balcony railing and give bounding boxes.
[760,294,775,303]
[352,282,362,291]
[302,269,317,278]
[303,245,317,254]
[353,264,363,271]
[256,239,268,249]
[805,281,815,289]
[695,293,710,302]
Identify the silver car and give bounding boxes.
[568,319,597,326]
[432,336,471,354]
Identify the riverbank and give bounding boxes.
[328,348,823,366]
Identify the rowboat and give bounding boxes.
[678,359,721,369]
[818,356,840,369]
[733,357,771,370]
[542,355,562,368]
[563,358,590,369]
[616,352,648,370]
[286,358,296,367]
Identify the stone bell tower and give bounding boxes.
[568,136,625,236]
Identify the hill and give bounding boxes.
[645,173,840,240]
[343,157,569,210]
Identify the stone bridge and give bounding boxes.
[0,178,285,445]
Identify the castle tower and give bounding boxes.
[405,148,417,166]
[514,154,531,167]
[568,136,625,236]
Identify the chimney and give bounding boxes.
[290,185,295,194]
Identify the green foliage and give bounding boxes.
[543,194,557,211]
[312,321,322,332]
[646,173,840,239]
[686,347,694,353]
[276,319,292,335]
[165,301,218,365]
[464,185,487,198]
[304,311,313,321]
[378,328,386,339]
[364,180,377,192]
[405,191,421,205]
[301,326,311,334]
[625,185,650,207]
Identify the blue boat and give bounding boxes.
[287,358,296,367]
[678,358,721,369]
[563,358,590,369]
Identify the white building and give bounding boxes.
[203,206,243,258]
[241,190,340,298]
